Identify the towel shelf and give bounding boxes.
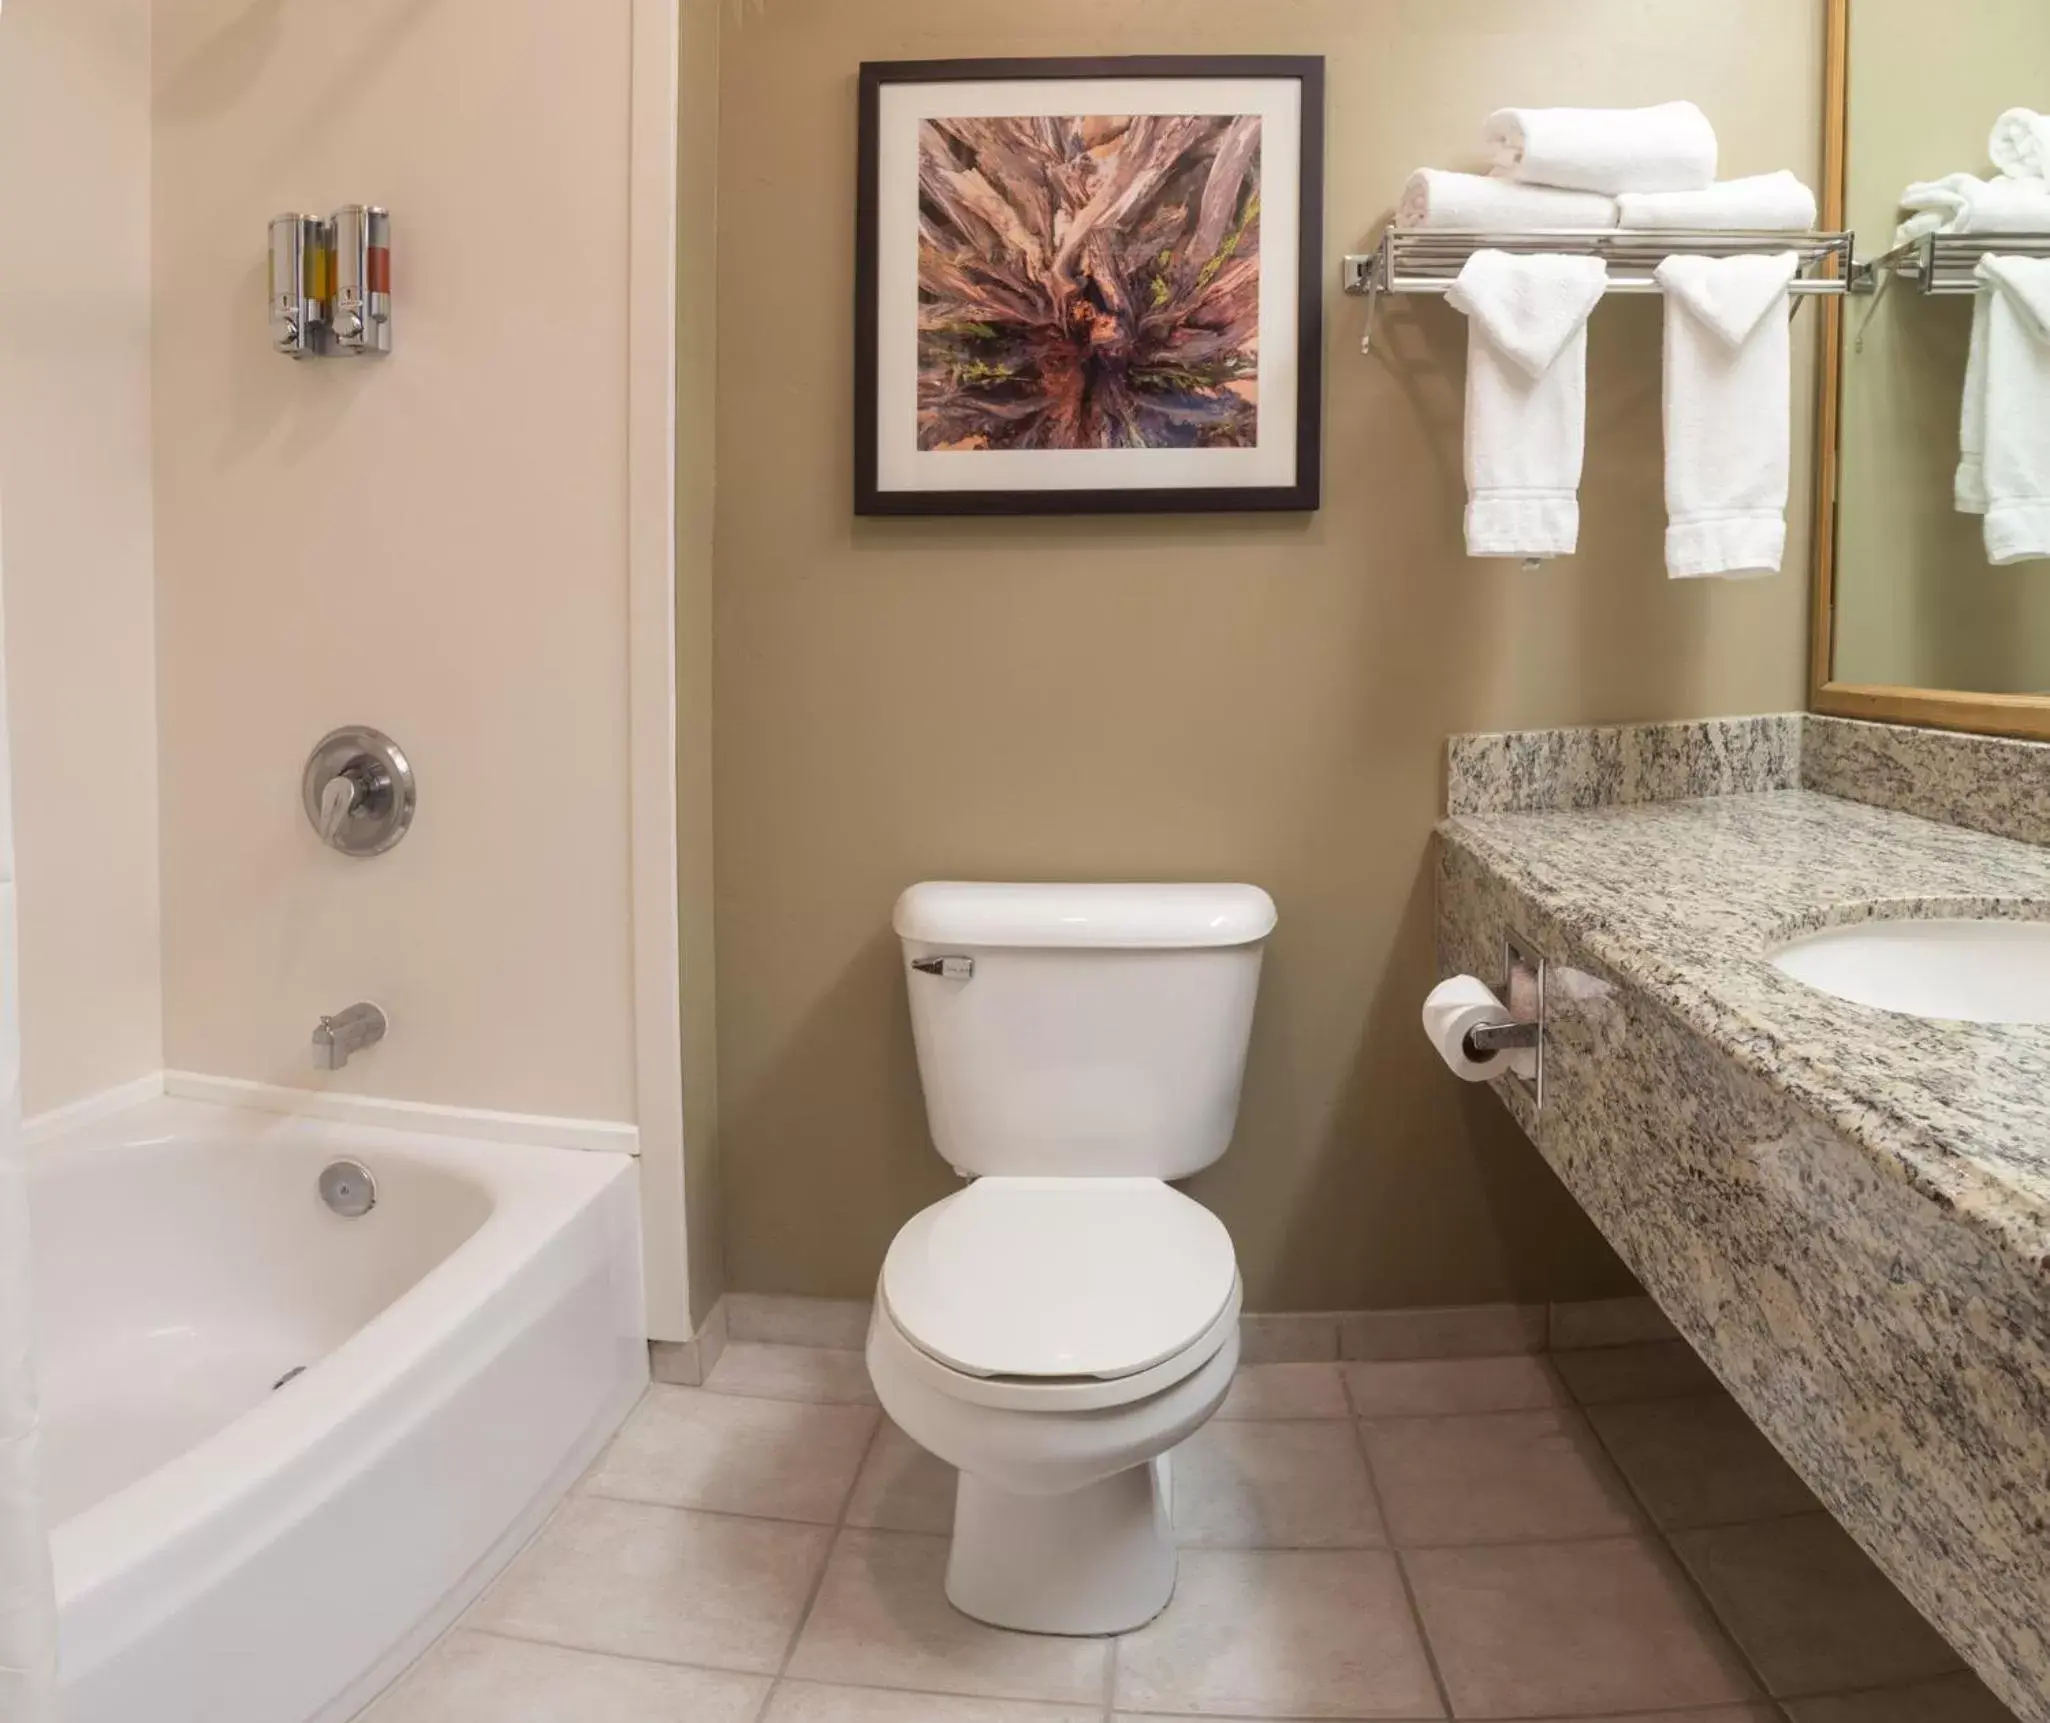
[1342,227,1856,353]
[1849,232,2050,297]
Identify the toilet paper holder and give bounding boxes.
[1475,932,1545,1107]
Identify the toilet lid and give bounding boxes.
[880,1177,1238,1381]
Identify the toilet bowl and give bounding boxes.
[879,881,1275,1636]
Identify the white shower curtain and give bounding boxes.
[0,552,57,1718]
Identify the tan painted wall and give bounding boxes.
[151,0,640,1120]
[678,0,726,1322]
[713,0,1824,1310]
[0,0,164,1116]
[1833,0,2050,695]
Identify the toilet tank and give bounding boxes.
[893,882,1277,1180]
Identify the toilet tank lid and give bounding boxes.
[893,882,1277,950]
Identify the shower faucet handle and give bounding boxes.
[303,727,416,856]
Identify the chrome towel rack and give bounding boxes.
[1342,226,1856,354]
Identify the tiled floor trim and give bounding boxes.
[367,1332,2013,1723]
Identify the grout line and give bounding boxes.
[1343,1371,1458,1722]
[764,1413,890,1688]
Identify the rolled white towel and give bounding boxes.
[1990,108,2050,182]
[1397,169,1618,231]
[1617,171,1818,232]
[1896,173,2050,246]
[1485,101,1717,195]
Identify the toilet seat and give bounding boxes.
[880,1176,1238,1388]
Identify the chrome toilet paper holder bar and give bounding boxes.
[1470,932,1545,1108]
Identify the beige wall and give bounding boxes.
[152,0,639,1120]
[0,0,164,1117]
[1834,0,2050,695]
[713,0,1823,1309]
[678,0,726,1321]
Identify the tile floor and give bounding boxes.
[364,1336,2019,1722]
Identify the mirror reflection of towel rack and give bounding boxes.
[1341,226,1857,354]
[1846,233,2050,351]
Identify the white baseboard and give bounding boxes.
[21,1072,168,1147]
[159,1070,640,1155]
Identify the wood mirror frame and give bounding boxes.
[1809,0,2050,739]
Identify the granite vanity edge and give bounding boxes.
[1445,713,1802,816]
[1436,814,2050,1277]
[1802,714,2050,848]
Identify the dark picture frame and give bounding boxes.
[855,55,1325,517]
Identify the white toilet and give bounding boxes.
[868,880,1275,1636]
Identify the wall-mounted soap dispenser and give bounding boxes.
[269,208,391,359]
[268,213,329,359]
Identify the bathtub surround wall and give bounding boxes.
[0,0,163,1117]
[712,0,1825,1310]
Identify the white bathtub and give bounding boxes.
[28,1096,647,1723]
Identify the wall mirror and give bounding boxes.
[1814,0,2050,738]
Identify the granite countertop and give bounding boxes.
[1442,787,2050,1275]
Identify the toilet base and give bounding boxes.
[945,1454,1177,1636]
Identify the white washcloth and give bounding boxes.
[1959,289,1992,515]
[1445,252,1610,560]
[1397,169,1618,231]
[1990,108,2050,182]
[1654,253,1801,578]
[1617,171,1817,232]
[1896,173,2050,246]
[1974,255,2050,565]
[1485,101,1717,195]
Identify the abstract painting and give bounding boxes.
[857,58,1323,515]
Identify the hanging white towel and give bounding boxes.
[1397,169,1618,231]
[1990,108,2050,183]
[1445,252,1610,560]
[1974,255,2050,566]
[1896,174,2050,246]
[1617,171,1817,233]
[0,563,56,1723]
[1959,289,1991,516]
[1484,102,1717,196]
[1654,253,1801,579]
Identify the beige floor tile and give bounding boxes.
[1171,1420,1385,1549]
[1216,1362,1350,1420]
[843,1419,958,1534]
[1552,1339,1719,1404]
[471,1495,831,1673]
[725,1294,874,1350]
[766,1681,1100,1722]
[584,1386,878,1522]
[1362,1408,1640,1546]
[365,1631,770,1721]
[1114,1548,1443,1718]
[786,1530,1109,1704]
[1671,1512,1964,1697]
[1119,1713,1775,1723]
[1238,1313,1340,1363]
[1547,1295,1679,1351]
[1343,1355,1566,1418]
[1339,1303,1547,1361]
[1784,1672,2020,1722]
[1587,1391,1819,1529]
[1405,1535,1760,1718]
[705,1341,878,1404]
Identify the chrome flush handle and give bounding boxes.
[911,956,975,981]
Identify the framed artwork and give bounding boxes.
[855,55,1325,516]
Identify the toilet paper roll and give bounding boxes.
[1422,974,1519,1082]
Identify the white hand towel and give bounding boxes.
[1974,255,2050,565]
[1397,169,1618,231]
[1990,108,2050,182]
[1895,173,2050,246]
[1485,101,1717,195]
[1617,171,1818,232]
[1445,252,1610,560]
[1959,289,1991,515]
[1654,253,1801,579]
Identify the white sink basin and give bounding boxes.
[1770,918,2050,1024]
